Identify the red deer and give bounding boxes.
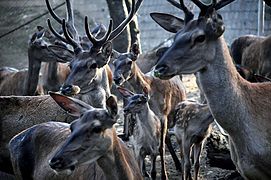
[231,34,271,78]
[46,0,143,108]
[0,27,70,96]
[112,43,186,179]
[9,92,142,180]
[173,100,213,180]
[118,87,161,179]
[152,0,271,179]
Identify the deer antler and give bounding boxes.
[167,0,194,23]
[108,0,143,41]
[85,17,113,50]
[47,18,82,54]
[84,0,143,50]
[190,0,235,16]
[45,0,79,41]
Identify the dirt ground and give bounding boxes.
[115,74,238,180]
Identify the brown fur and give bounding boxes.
[0,68,43,95]
[231,34,271,78]
[40,62,70,93]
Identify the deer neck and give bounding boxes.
[25,50,42,95]
[198,36,247,133]
[47,62,59,82]
[127,63,151,93]
[97,130,137,180]
[136,104,158,130]
[46,62,61,90]
[77,68,110,108]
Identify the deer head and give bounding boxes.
[151,0,235,79]
[28,26,73,63]
[46,0,143,96]
[117,86,149,113]
[48,92,118,174]
[112,43,140,85]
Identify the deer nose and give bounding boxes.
[49,157,64,170]
[60,85,73,95]
[123,108,129,113]
[154,65,168,78]
[114,77,122,85]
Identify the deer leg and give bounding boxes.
[150,155,157,180]
[159,120,168,180]
[165,133,182,172]
[143,159,150,178]
[183,141,192,180]
[193,143,203,180]
[190,146,194,164]
[176,138,184,179]
[137,153,149,178]
[122,113,130,141]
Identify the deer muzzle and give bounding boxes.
[154,65,168,78]
[60,85,81,96]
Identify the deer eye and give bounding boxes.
[194,35,206,43]
[88,63,97,69]
[127,60,132,65]
[92,126,102,133]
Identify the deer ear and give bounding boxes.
[117,86,134,99]
[48,45,74,63]
[102,41,112,59]
[106,96,118,118]
[30,33,38,43]
[150,12,185,33]
[49,92,93,117]
[37,26,44,31]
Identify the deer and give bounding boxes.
[112,42,186,179]
[45,0,143,108]
[118,86,161,179]
[235,64,271,83]
[8,92,143,180]
[230,34,271,79]
[152,0,271,179]
[230,35,264,65]
[0,27,71,96]
[172,100,214,180]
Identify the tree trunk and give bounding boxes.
[106,0,131,53]
[124,0,142,53]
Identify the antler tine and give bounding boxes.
[66,0,74,24]
[85,16,114,49]
[98,19,113,46]
[65,0,79,41]
[62,19,82,52]
[167,0,194,23]
[215,0,235,10]
[190,0,208,10]
[108,0,143,41]
[47,19,69,44]
[45,0,62,24]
